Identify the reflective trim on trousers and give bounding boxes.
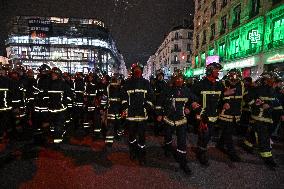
[138,144,146,149]
[260,151,272,158]
[165,140,173,145]
[54,139,63,143]
[83,123,90,128]
[129,139,137,144]
[94,129,102,132]
[177,149,186,154]
[244,140,253,148]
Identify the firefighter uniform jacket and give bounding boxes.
[159,86,197,126]
[34,75,51,113]
[107,82,122,120]
[0,76,14,112]
[249,85,283,124]
[85,80,97,111]
[192,77,224,123]
[96,83,108,110]
[25,77,37,105]
[10,79,26,118]
[219,81,245,122]
[73,78,86,109]
[121,77,154,122]
[153,79,167,112]
[48,79,73,113]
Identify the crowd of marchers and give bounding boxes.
[0,62,283,175]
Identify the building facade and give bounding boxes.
[145,26,194,79]
[192,0,284,79]
[5,16,124,74]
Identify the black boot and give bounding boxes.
[164,144,173,157]
[228,151,241,162]
[241,141,254,154]
[215,142,226,154]
[197,149,209,166]
[129,141,138,161]
[263,157,277,170]
[138,147,146,166]
[177,153,192,175]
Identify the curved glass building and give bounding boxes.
[5,16,123,74]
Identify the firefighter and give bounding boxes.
[73,72,86,136]
[217,68,243,162]
[0,66,15,143]
[105,73,122,150]
[48,67,73,144]
[33,64,51,145]
[62,72,74,129]
[192,62,224,166]
[84,73,97,136]
[240,77,259,155]
[9,69,27,140]
[247,72,284,169]
[153,70,167,136]
[240,77,254,137]
[25,69,37,124]
[121,63,154,165]
[157,73,199,175]
[94,75,109,139]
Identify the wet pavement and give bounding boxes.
[0,131,283,189]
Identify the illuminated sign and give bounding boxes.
[223,57,255,70]
[193,67,205,76]
[248,30,260,44]
[267,54,284,63]
[206,56,219,65]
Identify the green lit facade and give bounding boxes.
[190,0,284,78]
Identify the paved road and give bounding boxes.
[0,131,283,189]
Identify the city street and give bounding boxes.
[0,128,283,189]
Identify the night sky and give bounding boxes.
[0,0,194,66]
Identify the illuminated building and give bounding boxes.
[146,25,194,79]
[192,0,284,79]
[5,16,124,74]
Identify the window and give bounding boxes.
[202,30,206,44]
[187,55,191,62]
[211,1,217,16]
[233,5,241,28]
[197,0,201,10]
[174,44,178,51]
[175,32,179,39]
[273,18,284,43]
[201,52,206,67]
[273,0,281,5]
[209,48,214,56]
[210,24,215,40]
[196,35,199,49]
[174,55,178,62]
[251,0,260,18]
[195,56,199,67]
[188,32,193,39]
[221,15,227,34]
[187,44,191,51]
[231,37,240,54]
[219,43,226,58]
[203,8,208,25]
[221,0,227,8]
